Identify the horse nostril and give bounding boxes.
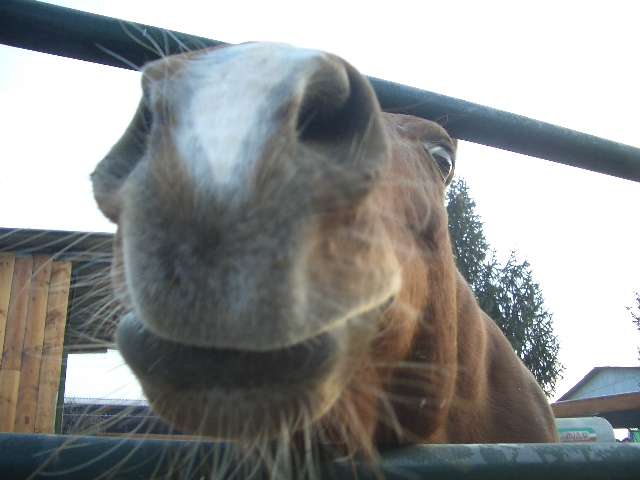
[291,58,388,209]
[296,69,351,142]
[296,61,376,147]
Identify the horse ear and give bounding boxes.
[91,100,151,222]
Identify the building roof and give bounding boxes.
[558,366,640,401]
[0,226,115,352]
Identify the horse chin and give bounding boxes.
[139,378,343,440]
[115,312,376,440]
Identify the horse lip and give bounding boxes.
[116,312,338,391]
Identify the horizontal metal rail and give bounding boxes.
[1,434,639,480]
[1,0,639,182]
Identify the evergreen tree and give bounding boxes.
[446,179,562,395]
[446,179,488,287]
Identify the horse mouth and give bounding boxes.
[116,313,339,392]
[116,312,352,438]
[115,296,390,439]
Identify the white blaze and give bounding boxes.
[166,43,329,198]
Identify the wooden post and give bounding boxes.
[0,253,16,361]
[14,257,52,433]
[35,261,72,433]
[0,257,33,432]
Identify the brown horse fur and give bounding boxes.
[91,42,557,472]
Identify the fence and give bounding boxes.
[0,1,639,479]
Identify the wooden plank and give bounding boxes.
[0,369,20,432]
[14,256,52,433]
[0,253,16,361]
[552,392,640,418]
[34,261,72,433]
[1,257,33,370]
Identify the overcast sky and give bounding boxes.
[1,1,639,407]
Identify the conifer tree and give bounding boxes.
[446,179,562,395]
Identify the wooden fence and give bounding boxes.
[0,253,71,433]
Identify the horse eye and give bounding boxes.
[425,144,454,183]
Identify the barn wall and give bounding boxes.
[0,253,72,433]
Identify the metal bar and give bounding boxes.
[369,76,640,182]
[1,434,639,480]
[0,0,223,70]
[1,0,639,182]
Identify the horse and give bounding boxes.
[91,42,557,474]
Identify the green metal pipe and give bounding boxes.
[0,0,639,182]
[1,434,639,479]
